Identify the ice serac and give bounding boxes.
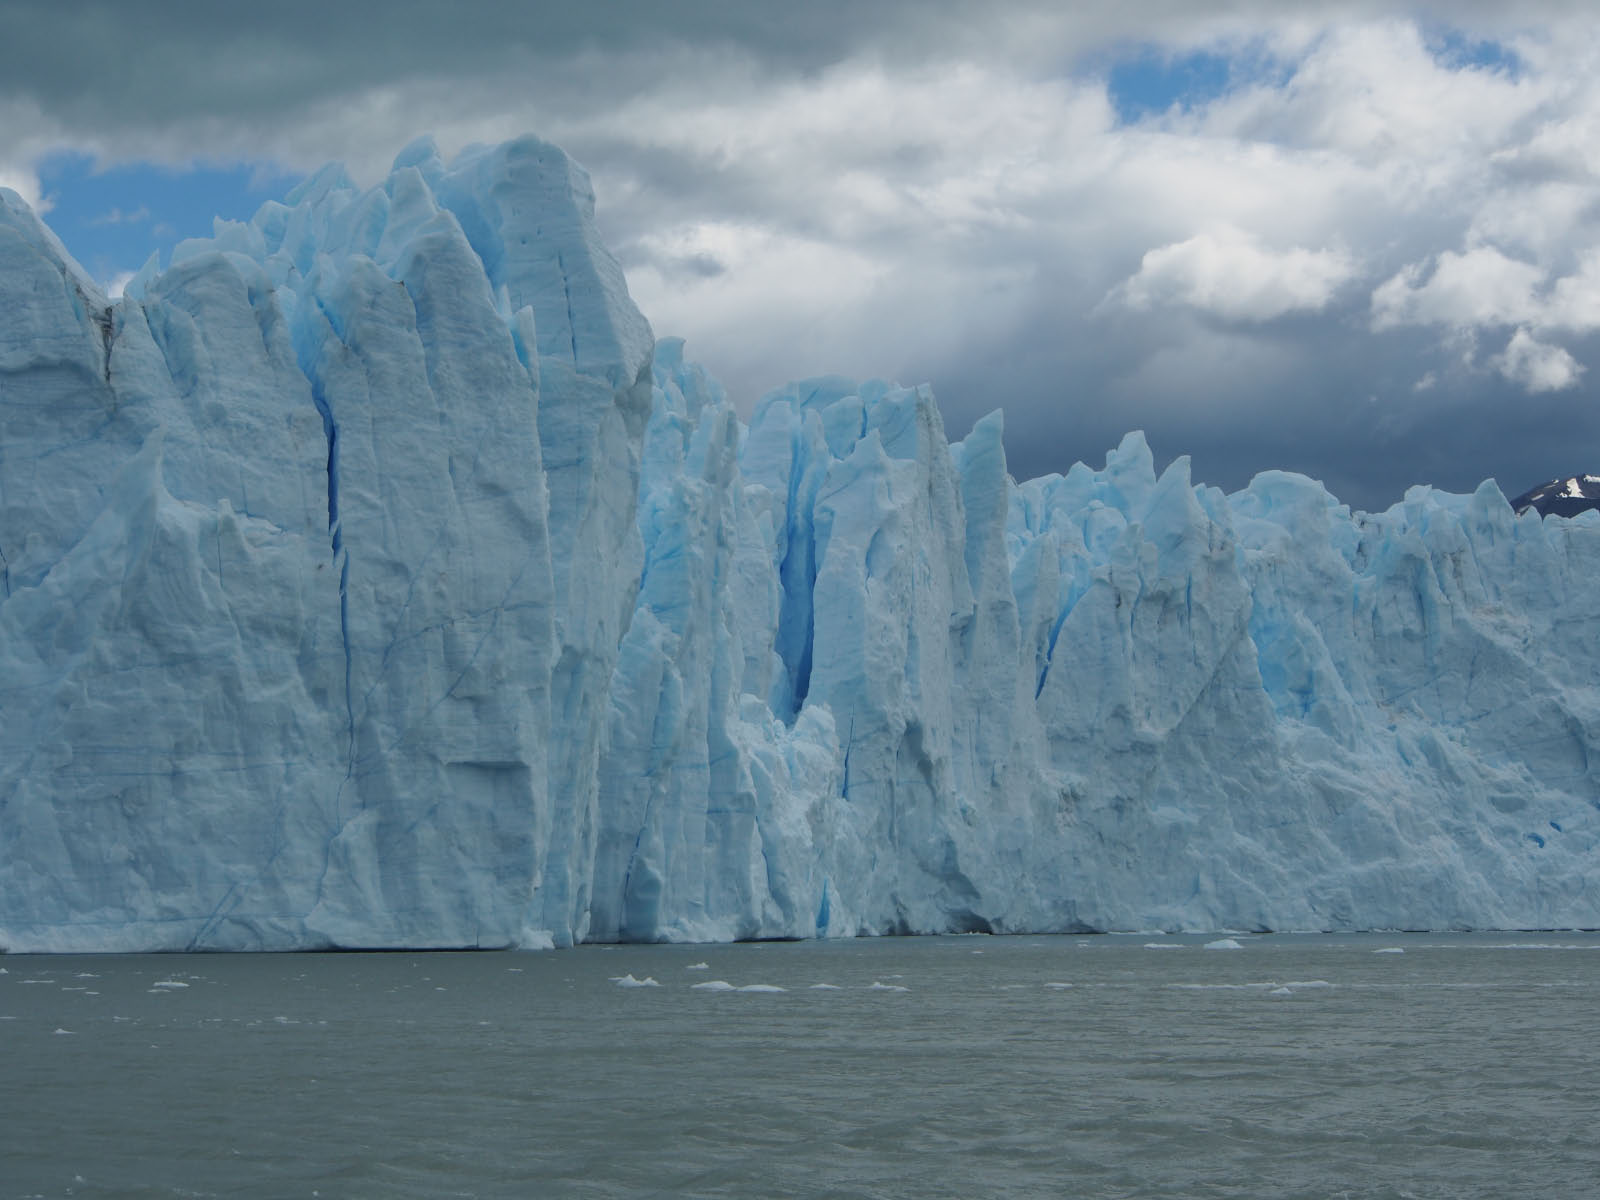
[3,134,1600,953]
[0,136,648,950]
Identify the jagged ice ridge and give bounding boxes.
[2,135,1597,952]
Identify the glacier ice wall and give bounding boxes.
[2,136,1597,951]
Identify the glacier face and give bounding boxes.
[1,136,1597,952]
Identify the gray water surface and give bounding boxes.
[3,933,1597,1198]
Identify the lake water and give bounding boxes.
[2,932,1597,1198]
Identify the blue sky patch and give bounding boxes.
[1104,47,1240,123]
[36,153,302,289]
[1427,30,1520,77]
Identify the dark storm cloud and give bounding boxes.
[928,300,1600,507]
[4,2,1600,510]
[6,1,1573,128]
[0,0,1008,123]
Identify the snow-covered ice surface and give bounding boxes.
[2,134,1599,953]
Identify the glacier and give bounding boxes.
[1,134,1596,953]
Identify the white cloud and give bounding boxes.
[0,162,45,211]
[103,269,137,300]
[1209,20,1533,161]
[1370,247,1545,330]
[1370,243,1600,342]
[1112,227,1355,321]
[1542,247,1600,332]
[89,205,150,227]
[1494,327,1583,391]
[0,96,67,213]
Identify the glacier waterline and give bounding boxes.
[0,133,1596,953]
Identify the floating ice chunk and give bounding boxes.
[809,983,842,990]
[150,980,189,989]
[518,929,556,951]
[1268,987,1293,996]
[1168,983,1273,990]
[1204,938,1244,950]
[736,984,786,993]
[868,981,909,992]
[53,1028,73,1035]
[685,962,710,971]
[611,974,659,988]
[1374,947,1405,954]
[1282,980,1332,989]
[22,979,52,985]
[1044,982,1073,989]
[692,980,736,991]
[1143,943,1185,949]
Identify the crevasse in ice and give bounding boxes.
[1,135,1596,951]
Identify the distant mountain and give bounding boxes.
[1510,475,1600,518]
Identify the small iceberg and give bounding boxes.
[610,974,659,988]
[685,962,710,971]
[1143,943,1185,949]
[809,983,842,990]
[1204,938,1244,951]
[868,981,909,992]
[150,980,189,989]
[736,984,786,993]
[1044,982,1074,990]
[1169,982,1265,991]
[691,980,737,992]
[1373,947,1405,955]
[1268,987,1293,997]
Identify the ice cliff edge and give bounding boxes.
[2,135,1596,951]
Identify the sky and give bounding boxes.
[4,1,1600,510]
